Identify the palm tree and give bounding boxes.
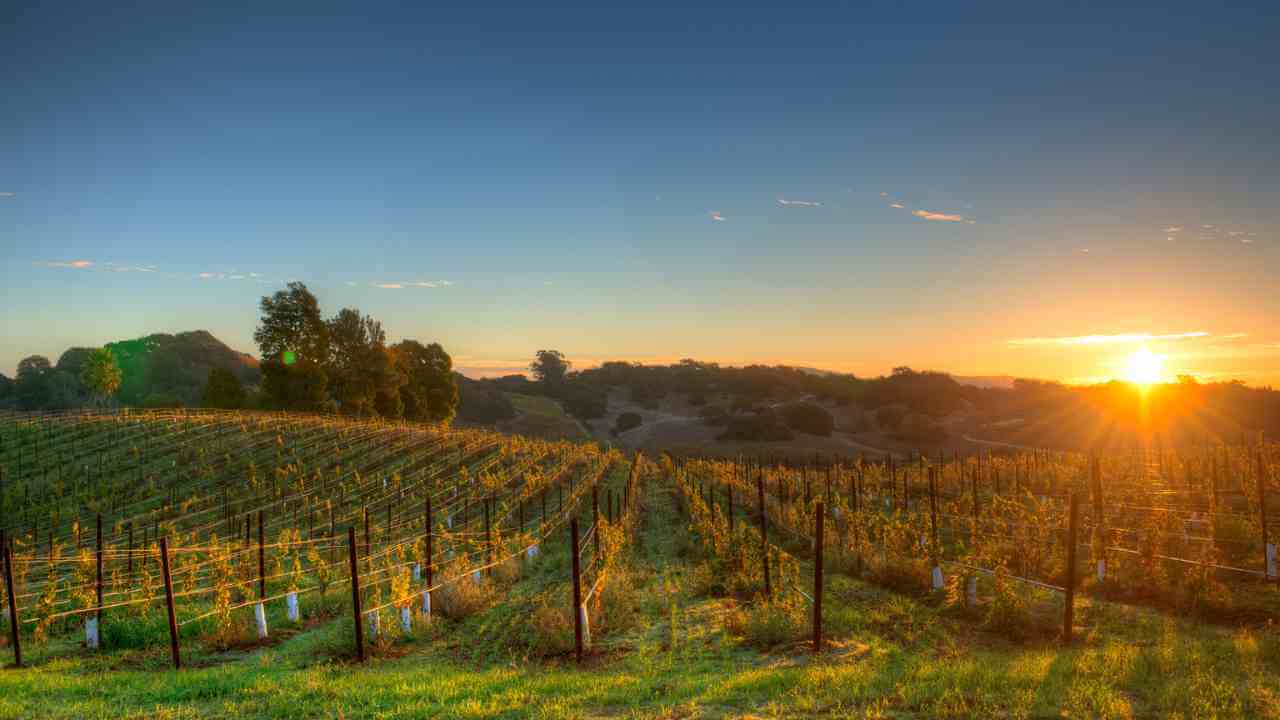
[80,347,122,407]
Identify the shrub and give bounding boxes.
[529,603,576,656]
[614,412,643,434]
[781,402,834,436]
[435,576,493,620]
[726,600,805,650]
[717,410,793,442]
[593,568,643,636]
[892,412,948,442]
[492,555,522,587]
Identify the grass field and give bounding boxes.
[507,394,572,420]
[6,492,1280,719]
[504,393,588,441]
[1,411,1278,719]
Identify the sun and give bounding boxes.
[1122,347,1165,385]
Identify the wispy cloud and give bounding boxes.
[1164,226,1182,233]
[371,280,452,289]
[709,211,725,222]
[39,260,94,269]
[0,192,15,199]
[912,209,967,222]
[777,197,820,207]
[1007,331,1212,347]
[104,263,157,273]
[889,202,905,209]
[344,281,358,287]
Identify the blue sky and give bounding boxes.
[3,1,1278,384]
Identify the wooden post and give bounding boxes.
[758,474,771,599]
[971,462,980,526]
[127,522,134,578]
[484,496,492,574]
[363,507,370,558]
[3,545,21,667]
[1259,451,1274,579]
[591,486,600,566]
[425,496,433,589]
[1063,491,1079,644]
[159,537,180,669]
[813,502,824,654]
[347,527,365,662]
[95,514,103,630]
[570,518,583,663]
[727,484,734,532]
[929,469,939,555]
[257,511,266,600]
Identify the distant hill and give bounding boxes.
[797,367,1018,389]
[952,375,1018,389]
[60,330,260,408]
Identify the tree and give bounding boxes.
[530,350,570,386]
[393,340,458,423]
[254,282,329,364]
[326,308,396,417]
[202,367,246,409]
[780,401,834,436]
[16,355,52,410]
[255,283,330,411]
[80,347,122,407]
[260,359,328,412]
[46,371,84,410]
[614,412,642,434]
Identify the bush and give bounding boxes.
[435,575,493,620]
[717,410,794,442]
[726,600,805,650]
[781,402,834,436]
[614,412,643,434]
[529,603,576,656]
[892,412,948,443]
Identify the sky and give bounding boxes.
[3,1,1278,385]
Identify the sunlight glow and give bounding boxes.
[1122,347,1165,385]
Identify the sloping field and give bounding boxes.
[0,410,1278,719]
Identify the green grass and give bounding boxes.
[507,394,570,420]
[4,470,1279,719]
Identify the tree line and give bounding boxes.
[0,282,458,424]
[249,282,457,421]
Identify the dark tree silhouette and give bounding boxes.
[530,350,570,386]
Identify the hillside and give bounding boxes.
[102,330,261,407]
